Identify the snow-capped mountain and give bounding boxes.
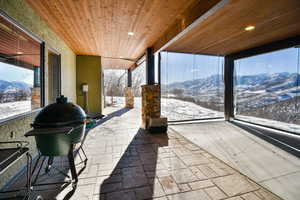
[164,72,300,108]
[0,80,32,93]
[166,74,224,92]
[163,72,300,125]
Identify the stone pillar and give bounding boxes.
[125,87,134,108]
[141,84,160,129]
[31,87,41,110]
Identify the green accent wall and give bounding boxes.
[0,0,76,188]
[76,55,103,115]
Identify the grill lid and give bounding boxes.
[33,95,86,127]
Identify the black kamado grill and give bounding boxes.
[25,95,88,189]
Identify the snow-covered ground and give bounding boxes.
[105,96,223,121]
[105,96,300,134]
[161,98,223,121]
[0,100,31,121]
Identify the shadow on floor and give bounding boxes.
[98,128,169,199]
[93,107,132,127]
[0,154,82,199]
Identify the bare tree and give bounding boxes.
[104,70,126,106]
[132,64,146,97]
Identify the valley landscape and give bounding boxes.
[162,72,300,132]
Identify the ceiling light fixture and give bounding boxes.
[16,51,23,54]
[245,25,255,31]
[128,32,134,36]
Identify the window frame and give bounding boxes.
[159,51,225,122]
[0,10,45,124]
[48,46,62,100]
[227,35,300,134]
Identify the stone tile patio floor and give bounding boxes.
[2,107,283,200]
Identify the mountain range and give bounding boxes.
[0,80,32,93]
[164,72,300,107]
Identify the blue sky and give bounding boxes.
[161,47,299,84]
[161,52,224,84]
[236,47,299,76]
[0,62,33,85]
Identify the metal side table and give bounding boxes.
[0,141,32,200]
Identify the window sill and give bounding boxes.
[0,109,42,126]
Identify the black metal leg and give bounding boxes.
[80,145,88,162]
[45,156,53,174]
[25,153,32,199]
[68,144,78,188]
[30,154,41,177]
[32,156,46,185]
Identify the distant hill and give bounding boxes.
[0,80,32,93]
[164,72,300,108]
[162,72,300,124]
[166,74,224,93]
[166,72,300,92]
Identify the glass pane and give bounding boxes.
[48,51,60,103]
[161,52,224,121]
[0,15,41,121]
[234,47,300,134]
[132,61,146,108]
[194,54,224,118]
[154,53,159,84]
[104,69,127,107]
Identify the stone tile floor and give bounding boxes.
[170,122,300,200]
[1,107,283,200]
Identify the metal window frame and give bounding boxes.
[158,51,226,123]
[48,47,62,97]
[0,9,46,122]
[227,35,300,134]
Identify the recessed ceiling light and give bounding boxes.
[16,51,23,54]
[245,25,255,31]
[128,32,134,36]
[120,56,124,58]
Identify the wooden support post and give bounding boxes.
[127,69,132,87]
[146,47,155,85]
[224,55,234,121]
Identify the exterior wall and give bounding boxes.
[0,0,76,103]
[76,55,102,115]
[0,0,76,188]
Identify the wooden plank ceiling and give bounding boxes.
[165,0,300,55]
[25,0,205,69]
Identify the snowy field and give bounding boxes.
[105,96,223,121]
[105,96,300,133]
[0,100,31,121]
[161,98,223,121]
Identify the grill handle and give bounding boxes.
[25,127,74,137]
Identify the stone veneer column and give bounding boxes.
[125,87,134,108]
[141,84,160,129]
[31,87,41,110]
